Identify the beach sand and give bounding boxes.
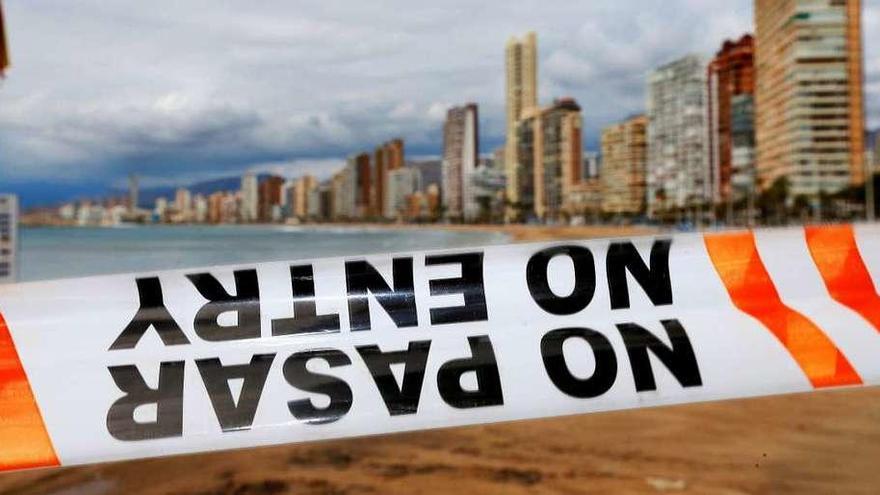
[339,222,660,243]
[1,224,877,494]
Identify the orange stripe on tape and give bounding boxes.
[704,231,861,389]
[0,313,59,470]
[805,225,880,333]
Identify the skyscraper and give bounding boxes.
[601,115,648,215]
[289,175,317,220]
[387,167,422,220]
[647,55,710,217]
[731,94,757,210]
[540,98,582,220]
[373,145,385,217]
[442,103,479,220]
[331,170,350,221]
[352,152,371,218]
[505,32,538,213]
[754,0,865,200]
[373,139,405,218]
[708,35,755,205]
[193,194,208,223]
[128,174,139,213]
[175,188,192,220]
[515,98,583,221]
[386,138,405,170]
[240,172,259,223]
[258,175,285,222]
[207,192,225,224]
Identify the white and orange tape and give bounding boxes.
[0,224,879,472]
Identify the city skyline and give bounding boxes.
[3,1,879,207]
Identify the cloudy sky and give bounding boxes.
[1,0,879,206]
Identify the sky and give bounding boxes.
[1,0,879,207]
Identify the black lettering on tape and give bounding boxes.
[106,361,185,441]
[425,252,488,325]
[110,277,190,350]
[187,269,262,342]
[617,319,702,392]
[437,336,503,409]
[541,327,617,398]
[606,239,673,310]
[196,354,276,432]
[526,246,596,315]
[345,258,417,331]
[356,340,431,416]
[272,265,341,337]
[283,349,353,425]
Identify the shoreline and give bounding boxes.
[337,222,661,242]
[21,221,661,243]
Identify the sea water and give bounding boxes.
[19,225,511,282]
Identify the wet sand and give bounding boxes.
[1,224,877,494]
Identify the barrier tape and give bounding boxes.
[0,224,879,472]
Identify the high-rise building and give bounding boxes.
[470,160,507,222]
[208,192,225,224]
[601,115,648,215]
[226,193,241,224]
[647,55,710,216]
[307,186,321,220]
[373,146,385,217]
[154,197,168,221]
[515,108,540,219]
[442,103,479,220]
[515,98,583,221]
[240,173,259,222]
[755,0,865,199]
[349,153,372,218]
[708,35,755,205]
[541,98,583,220]
[193,194,208,223]
[128,174,139,212]
[175,188,192,221]
[387,167,422,220]
[0,194,17,283]
[258,175,285,222]
[289,175,317,220]
[373,139,405,217]
[505,31,538,213]
[386,139,405,170]
[731,94,757,205]
[308,182,333,221]
[331,170,351,220]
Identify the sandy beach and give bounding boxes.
[0,223,877,494]
[2,387,877,495]
[335,222,661,243]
